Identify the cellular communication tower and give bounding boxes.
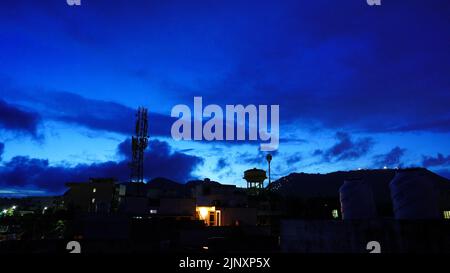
[131,107,149,183]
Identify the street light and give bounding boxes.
[266,154,272,185]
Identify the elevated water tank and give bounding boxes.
[244,168,267,183]
[390,169,440,219]
[339,178,377,220]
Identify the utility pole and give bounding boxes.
[266,154,272,186]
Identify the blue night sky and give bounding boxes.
[1,0,450,196]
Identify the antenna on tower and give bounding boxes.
[131,107,149,183]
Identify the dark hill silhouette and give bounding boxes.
[147,177,184,190]
[268,168,450,207]
[146,177,190,197]
[119,168,450,210]
[185,178,223,189]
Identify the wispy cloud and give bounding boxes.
[0,99,41,138]
[373,147,406,167]
[315,132,374,162]
[422,153,450,168]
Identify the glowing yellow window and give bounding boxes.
[332,209,339,219]
[443,211,450,219]
[196,206,221,226]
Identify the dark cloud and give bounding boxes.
[0,142,4,161]
[373,147,406,167]
[312,149,323,156]
[286,154,302,165]
[317,132,374,162]
[0,156,129,194]
[1,84,279,148]
[0,99,41,137]
[1,83,280,149]
[422,153,450,168]
[389,119,450,133]
[39,91,177,137]
[239,149,279,166]
[4,1,450,135]
[214,158,229,172]
[116,138,204,182]
[117,138,131,158]
[0,82,176,137]
[159,0,450,134]
[0,139,203,194]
